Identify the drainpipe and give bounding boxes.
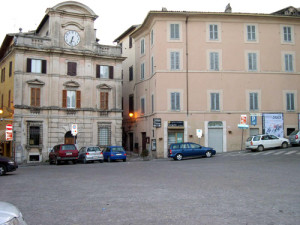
[185,15,189,116]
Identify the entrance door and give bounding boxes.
[208,128,223,153]
[250,128,259,137]
[65,131,76,144]
[142,132,146,151]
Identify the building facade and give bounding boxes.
[0,1,124,163]
[118,7,300,158]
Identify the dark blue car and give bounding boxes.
[168,142,216,160]
[103,146,127,162]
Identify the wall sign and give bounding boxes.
[153,118,161,128]
[168,121,184,127]
[263,113,284,137]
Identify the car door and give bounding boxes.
[269,135,281,148]
[261,135,271,148]
[189,143,202,156]
[181,143,192,157]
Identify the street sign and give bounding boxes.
[71,124,78,136]
[196,129,203,138]
[6,124,13,141]
[251,116,257,126]
[240,115,247,125]
[153,118,161,128]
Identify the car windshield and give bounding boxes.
[87,147,100,152]
[61,145,76,150]
[290,130,299,135]
[112,147,125,153]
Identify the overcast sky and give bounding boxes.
[0,0,299,45]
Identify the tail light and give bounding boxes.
[124,153,127,156]
[100,152,103,155]
[296,135,299,139]
[86,153,89,155]
[111,154,115,156]
[251,141,253,146]
[169,149,172,154]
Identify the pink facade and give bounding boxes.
[118,7,300,158]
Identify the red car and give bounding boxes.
[49,144,78,165]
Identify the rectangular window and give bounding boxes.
[100,92,109,110]
[9,61,12,77]
[129,95,134,114]
[151,94,154,114]
[27,58,47,74]
[249,92,258,111]
[209,24,218,40]
[31,88,41,107]
[96,65,114,79]
[98,123,111,147]
[129,37,133,48]
[140,39,145,55]
[8,90,11,108]
[151,56,154,75]
[151,29,154,45]
[248,53,257,71]
[211,93,220,111]
[286,93,295,111]
[140,63,145,80]
[1,68,5,82]
[67,62,77,76]
[129,66,133,81]
[170,24,180,40]
[62,90,81,109]
[29,126,40,146]
[283,26,292,42]
[210,52,219,71]
[170,51,180,70]
[171,92,180,111]
[141,98,145,115]
[284,54,293,72]
[247,25,256,41]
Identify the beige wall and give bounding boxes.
[122,11,300,157]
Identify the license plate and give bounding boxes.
[66,153,72,155]
[116,154,122,156]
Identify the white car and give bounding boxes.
[246,134,289,152]
[78,146,104,163]
[0,201,27,225]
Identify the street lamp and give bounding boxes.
[129,112,134,118]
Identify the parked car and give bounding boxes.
[0,201,27,225]
[103,146,127,162]
[288,130,300,146]
[0,156,18,176]
[168,142,216,161]
[49,144,78,165]
[78,146,104,163]
[245,134,289,152]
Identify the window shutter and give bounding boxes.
[250,93,254,110]
[216,93,220,110]
[67,62,77,76]
[9,61,12,76]
[76,91,81,108]
[109,66,114,79]
[42,60,47,74]
[176,93,180,110]
[27,58,32,73]
[31,88,35,106]
[36,88,41,107]
[96,65,100,78]
[100,92,108,110]
[62,90,67,108]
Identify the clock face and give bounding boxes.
[64,30,80,47]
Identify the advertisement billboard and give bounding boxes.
[263,113,284,137]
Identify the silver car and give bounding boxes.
[0,201,27,225]
[289,130,300,146]
[78,146,104,163]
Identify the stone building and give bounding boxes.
[0,1,124,163]
[116,6,300,158]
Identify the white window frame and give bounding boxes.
[248,52,257,72]
[286,93,295,111]
[31,59,42,73]
[283,90,297,112]
[140,62,145,80]
[207,23,221,42]
[168,22,182,42]
[208,90,222,112]
[67,90,76,109]
[140,38,145,55]
[282,52,295,72]
[210,93,220,111]
[209,52,219,71]
[281,25,294,44]
[249,92,259,111]
[207,50,222,71]
[171,92,180,111]
[170,51,180,71]
[245,24,259,42]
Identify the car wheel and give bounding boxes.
[281,142,288,149]
[55,158,60,165]
[257,145,264,152]
[72,160,77,164]
[205,151,212,158]
[175,154,183,161]
[49,159,52,165]
[108,157,112,162]
[0,164,6,176]
[99,160,104,163]
[83,158,87,164]
[123,159,126,162]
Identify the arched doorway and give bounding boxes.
[64,131,77,144]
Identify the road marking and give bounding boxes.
[285,151,297,155]
[262,151,274,155]
[274,151,285,155]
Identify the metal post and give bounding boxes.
[241,129,244,151]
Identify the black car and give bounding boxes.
[0,156,18,176]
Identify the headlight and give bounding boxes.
[8,161,15,165]
[4,217,19,225]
